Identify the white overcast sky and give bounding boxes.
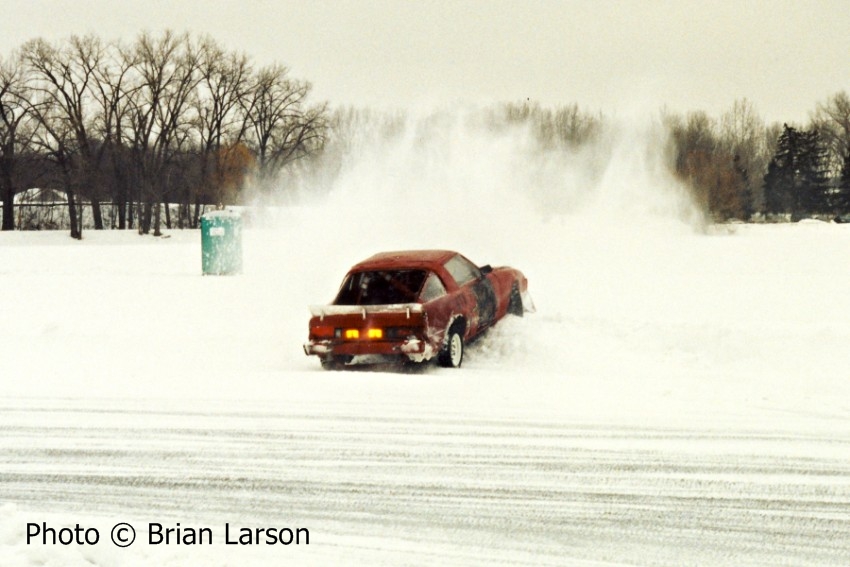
[1,0,848,123]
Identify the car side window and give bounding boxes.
[443,254,481,286]
[419,272,447,303]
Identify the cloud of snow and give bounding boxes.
[287,104,701,232]
[245,104,703,307]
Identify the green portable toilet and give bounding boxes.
[201,210,242,275]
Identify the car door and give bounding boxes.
[471,273,497,330]
[443,254,497,335]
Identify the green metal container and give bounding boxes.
[201,210,242,275]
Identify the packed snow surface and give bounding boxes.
[2,115,850,565]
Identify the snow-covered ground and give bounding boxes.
[2,116,850,565]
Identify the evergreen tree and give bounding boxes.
[835,150,850,214]
[798,128,830,214]
[762,124,831,218]
[763,124,799,216]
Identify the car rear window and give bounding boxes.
[334,270,428,305]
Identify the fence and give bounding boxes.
[2,201,213,231]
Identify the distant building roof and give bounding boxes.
[13,188,67,204]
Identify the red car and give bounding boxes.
[304,250,532,369]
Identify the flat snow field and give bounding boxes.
[2,220,850,566]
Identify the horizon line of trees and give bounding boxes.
[448,96,850,223]
[3,32,850,236]
[0,30,327,237]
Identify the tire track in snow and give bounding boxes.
[2,400,850,566]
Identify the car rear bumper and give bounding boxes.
[304,337,434,362]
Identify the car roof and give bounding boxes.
[349,250,459,272]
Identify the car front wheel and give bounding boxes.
[508,287,524,317]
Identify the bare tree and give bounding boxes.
[489,101,601,149]
[667,110,753,220]
[812,91,850,177]
[552,103,601,147]
[0,54,35,231]
[128,30,200,235]
[188,37,251,226]
[27,86,83,238]
[242,64,327,183]
[719,99,768,216]
[21,36,110,230]
[89,38,136,229]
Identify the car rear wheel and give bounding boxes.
[320,355,352,370]
[438,328,464,368]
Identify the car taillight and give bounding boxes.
[311,325,335,338]
[341,328,385,340]
[386,327,417,339]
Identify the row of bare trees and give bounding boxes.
[3,31,850,234]
[0,31,327,236]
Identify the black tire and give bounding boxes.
[320,355,351,371]
[438,327,464,368]
[508,287,524,317]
